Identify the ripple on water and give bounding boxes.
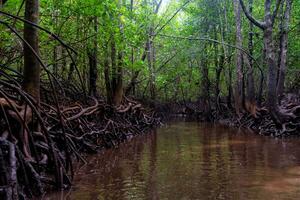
[45,122,300,200]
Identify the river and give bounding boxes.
[46,121,300,200]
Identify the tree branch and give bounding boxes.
[154,0,163,13]
[155,33,264,79]
[0,10,87,97]
[154,0,193,36]
[272,0,283,24]
[239,0,266,30]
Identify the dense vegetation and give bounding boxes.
[0,0,299,199]
[0,0,299,104]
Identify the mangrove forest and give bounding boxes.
[0,0,299,199]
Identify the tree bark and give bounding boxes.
[227,57,233,109]
[113,52,123,105]
[214,28,223,112]
[23,0,40,102]
[199,48,211,121]
[277,0,292,98]
[263,0,280,118]
[215,55,224,111]
[147,28,156,100]
[88,17,98,97]
[257,47,266,106]
[244,54,256,115]
[104,48,112,104]
[245,0,256,114]
[53,46,58,76]
[111,37,117,93]
[111,0,125,105]
[233,0,244,115]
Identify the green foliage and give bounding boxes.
[0,0,299,101]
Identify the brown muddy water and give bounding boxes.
[45,122,300,200]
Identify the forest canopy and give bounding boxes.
[0,0,299,103]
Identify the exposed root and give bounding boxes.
[157,93,300,137]
[0,79,160,199]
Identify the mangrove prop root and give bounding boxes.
[0,78,160,199]
[158,95,300,137]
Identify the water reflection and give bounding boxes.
[45,122,300,200]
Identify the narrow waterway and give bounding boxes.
[46,122,300,200]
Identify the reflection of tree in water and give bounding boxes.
[47,123,300,200]
[198,123,236,199]
[69,131,156,200]
[145,129,158,200]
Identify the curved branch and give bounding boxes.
[0,10,86,96]
[156,33,264,84]
[154,0,194,36]
[0,11,76,54]
[239,0,266,30]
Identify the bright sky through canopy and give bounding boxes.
[160,0,171,13]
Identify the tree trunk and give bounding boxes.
[248,0,254,71]
[277,0,292,99]
[214,28,222,112]
[23,0,40,102]
[263,1,279,119]
[233,0,244,115]
[67,62,75,81]
[126,70,140,96]
[111,37,117,93]
[244,54,256,115]
[53,45,58,77]
[257,46,266,107]
[61,48,67,75]
[245,0,256,114]
[264,28,280,120]
[215,55,224,111]
[147,32,156,100]
[150,41,156,100]
[104,48,112,104]
[88,17,98,97]
[199,50,211,121]
[227,57,233,109]
[146,3,156,101]
[218,4,232,109]
[113,52,123,105]
[88,51,98,96]
[239,0,285,123]
[112,0,125,105]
